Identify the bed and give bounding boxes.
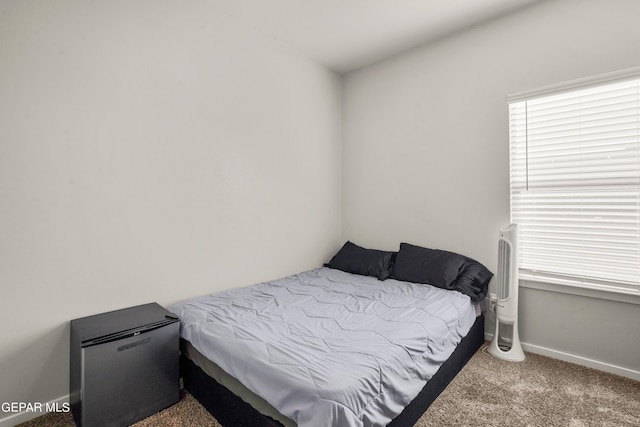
[169,242,492,427]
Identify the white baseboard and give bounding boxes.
[0,394,70,427]
[484,333,640,381]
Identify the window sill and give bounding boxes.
[519,274,640,306]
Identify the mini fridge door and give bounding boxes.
[77,321,179,427]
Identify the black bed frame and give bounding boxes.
[181,314,485,427]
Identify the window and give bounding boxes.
[509,72,640,296]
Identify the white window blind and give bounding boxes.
[509,76,640,295]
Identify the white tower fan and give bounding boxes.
[488,223,525,362]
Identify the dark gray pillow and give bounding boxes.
[454,261,493,302]
[325,241,396,280]
[390,242,492,302]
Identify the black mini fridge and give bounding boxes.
[70,302,180,427]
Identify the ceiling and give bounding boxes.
[211,0,541,73]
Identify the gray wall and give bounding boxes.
[343,0,640,377]
[0,0,342,415]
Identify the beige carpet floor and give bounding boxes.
[18,343,640,427]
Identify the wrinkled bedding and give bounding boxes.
[169,267,477,427]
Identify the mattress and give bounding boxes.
[169,267,477,427]
[183,340,296,426]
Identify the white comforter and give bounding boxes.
[169,267,476,427]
